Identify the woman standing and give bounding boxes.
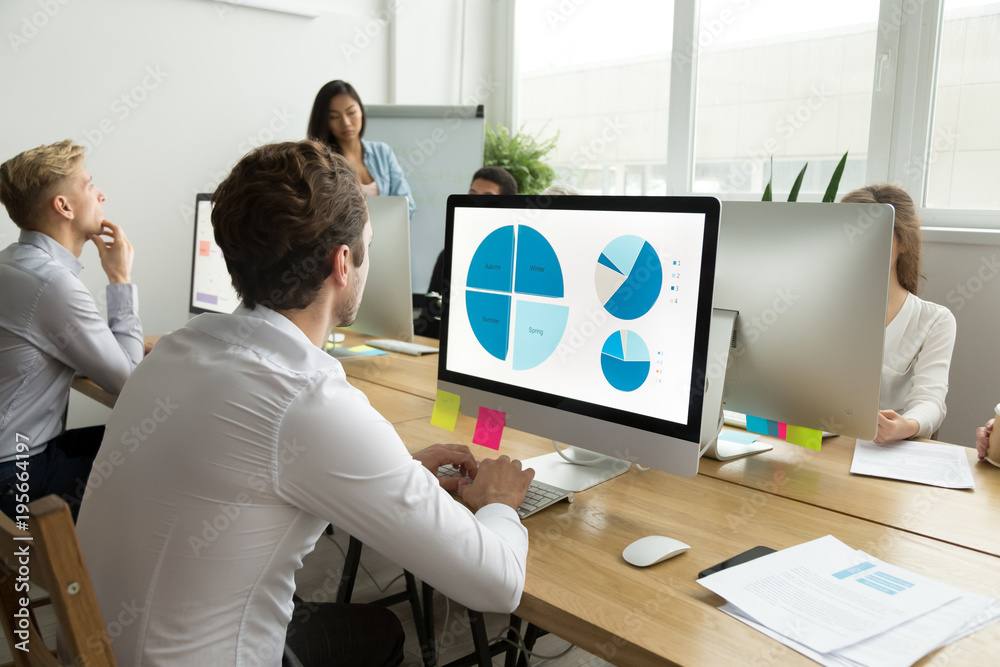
[842,184,957,442]
[307,80,416,218]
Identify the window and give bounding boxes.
[925,0,1000,209]
[692,0,879,198]
[516,1,674,195]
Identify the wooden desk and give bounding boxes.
[698,434,1000,558]
[394,414,1000,666]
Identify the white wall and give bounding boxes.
[920,231,1000,445]
[0,0,508,427]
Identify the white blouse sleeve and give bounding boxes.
[900,307,957,438]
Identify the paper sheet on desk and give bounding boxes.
[698,535,963,654]
[851,439,974,489]
[721,592,1000,667]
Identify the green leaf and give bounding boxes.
[762,156,773,201]
[788,163,808,202]
[822,151,849,202]
[483,122,559,194]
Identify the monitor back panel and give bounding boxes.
[714,201,894,439]
[345,196,414,342]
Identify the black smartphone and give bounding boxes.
[697,546,777,579]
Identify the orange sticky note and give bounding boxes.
[473,407,505,450]
[430,390,461,431]
[786,424,822,451]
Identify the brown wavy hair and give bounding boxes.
[841,184,921,294]
[211,141,367,310]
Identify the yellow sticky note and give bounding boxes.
[431,390,461,431]
[786,424,822,451]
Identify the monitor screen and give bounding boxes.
[438,195,719,465]
[189,193,239,315]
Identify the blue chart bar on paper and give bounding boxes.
[467,225,514,292]
[514,226,564,298]
[466,290,511,360]
[600,330,650,392]
[595,235,663,321]
[512,300,570,370]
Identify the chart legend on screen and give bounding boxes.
[466,225,568,370]
[600,330,651,392]
[595,235,663,320]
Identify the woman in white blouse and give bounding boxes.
[842,185,957,443]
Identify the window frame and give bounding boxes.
[510,0,999,232]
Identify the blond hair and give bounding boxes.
[0,140,86,229]
[841,184,922,294]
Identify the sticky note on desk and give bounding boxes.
[430,390,461,431]
[719,429,760,445]
[349,345,387,356]
[786,424,822,451]
[473,407,505,450]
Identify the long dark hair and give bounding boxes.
[307,80,366,154]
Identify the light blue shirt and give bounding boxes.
[0,230,143,461]
[361,138,416,219]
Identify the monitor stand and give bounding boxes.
[521,445,631,493]
[700,308,772,462]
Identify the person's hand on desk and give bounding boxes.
[874,410,920,443]
[976,418,994,461]
[456,455,533,513]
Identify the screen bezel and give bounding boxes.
[438,194,720,444]
[189,192,219,316]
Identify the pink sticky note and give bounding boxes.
[199,240,211,257]
[472,407,505,450]
[778,422,787,440]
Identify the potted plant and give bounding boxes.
[483,123,558,195]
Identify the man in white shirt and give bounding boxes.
[77,141,534,666]
[0,140,143,520]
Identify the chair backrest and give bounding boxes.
[0,496,115,667]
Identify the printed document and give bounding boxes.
[851,439,974,489]
[698,535,962,654]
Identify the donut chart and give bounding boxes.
[600,330,650,392]
[595,235,663,320]
[466,225,567,369]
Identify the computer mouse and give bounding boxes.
[622,535,691,567]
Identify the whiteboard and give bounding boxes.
[365,104,484,293]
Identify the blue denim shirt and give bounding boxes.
[362,139,416,219]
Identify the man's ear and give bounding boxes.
[51,194,73,220]
[328,245,350,288]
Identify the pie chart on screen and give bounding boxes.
[595,235,663,320]
[600,330,650,392]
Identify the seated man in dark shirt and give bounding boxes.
[418,166,517,338]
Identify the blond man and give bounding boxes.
[0,140,143,520]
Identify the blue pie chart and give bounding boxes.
[600,330,650,392]
[466,225,567,369]
[595,235,662,320]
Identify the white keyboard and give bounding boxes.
[365,339,439,356]
[437,465,573,519]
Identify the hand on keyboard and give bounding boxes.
[456,455,535,513]
[438,462,572,519]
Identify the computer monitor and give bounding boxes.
[712,201,894,454]
[189,195,414,343]
[437,195,720,483]
[343,196,414,342]
[189,193,240,315]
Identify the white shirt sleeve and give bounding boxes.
[900,308,957,438]
[31,273,143,394]
[274,375,528,613]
